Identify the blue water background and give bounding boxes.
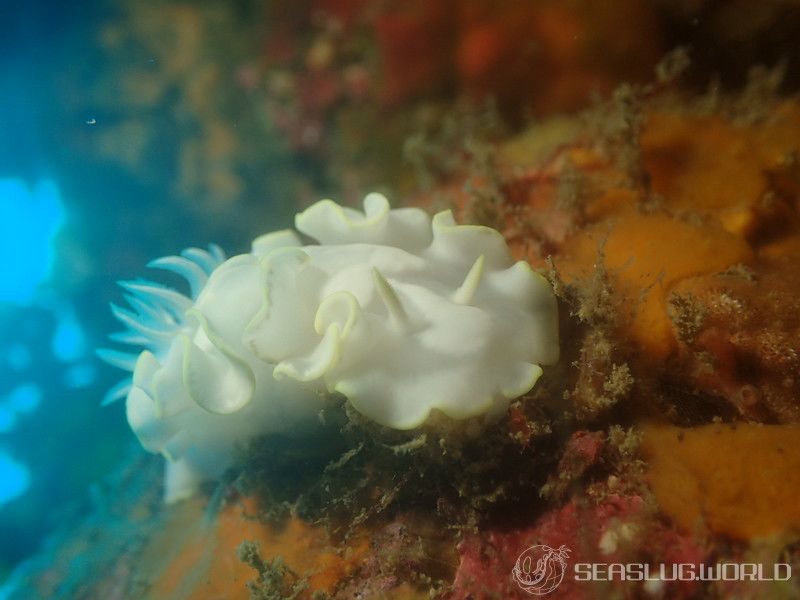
[0,0,289,584]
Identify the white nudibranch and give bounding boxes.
[99,194,559,502]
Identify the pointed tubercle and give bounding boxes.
[451,254,485,305]
[372,267,410,332]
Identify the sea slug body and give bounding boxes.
[100,194,559,501]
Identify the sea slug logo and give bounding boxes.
[512,544,571,596]
[511,542,792,595]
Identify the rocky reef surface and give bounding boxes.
[12,2,800,598]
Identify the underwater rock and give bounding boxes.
[669,247,800,423]
[555,210,754,361]
[643,423,800,540]
[452,494,706,600]
[32,19,800,596]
